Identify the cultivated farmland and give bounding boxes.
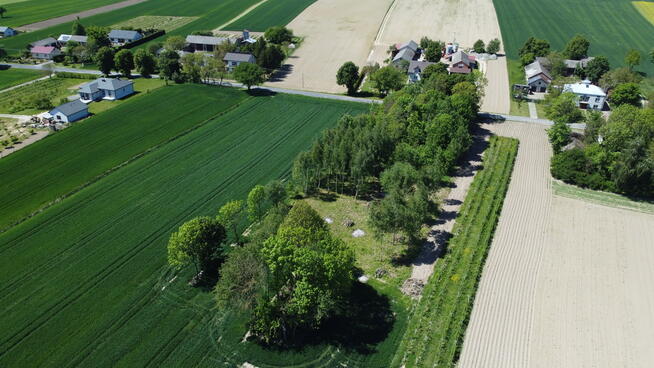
[492,0,654,75]
[0,76,81,114]
[392,136,519,368]
[0,84,249,230]
[0,0,122,27]
[459,122,654,368]
[0,93,368,367]
[0,68,46,90]
[222,0,317,32]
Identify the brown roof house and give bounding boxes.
[447,50,474,74]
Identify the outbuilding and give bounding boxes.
[30,37,58,48]
[0,26,17,37]
[524,60,552,92]
[109,30,142,45]
[48,100,89,123]
[185,35,227,52]
[58,34,88,45]
[407,60,435,83]
[223,52,256,72]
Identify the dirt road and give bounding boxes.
[265,0,393,93]
[16,0,147,32]
[459,121,654,367]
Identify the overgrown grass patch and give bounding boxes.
[391,136,519,368]
[112,15,198,32]
[553,180,654,214]
[0,76,81,114]
[0,68,46,90]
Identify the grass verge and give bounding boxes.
[552,180,654,214]
[391,136,519,367]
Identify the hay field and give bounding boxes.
[459,121,654,367]
[112,15,198,32]
[633,1,654,25]
[265,0,393,93]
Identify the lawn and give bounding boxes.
[0,68,46,90]
[0,0,123,28]
[391,136,519,368]
[0,92,370,367]
[1,0,261,54]
[493,0,654,75]
[87,77,165,114]
[0,84,250,230]
[223,0,317,31]
[0,76,81,114]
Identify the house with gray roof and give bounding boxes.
[58,34,88,45]
[223,53,256,72]
[185,35,227,52]
[525,59,552,92]
[30,37,58,48]
[564,57,594,75]
[49,100,89,123]
[79,77,135,102]
[408,61,435,83]
[0,26,17,38]
[448,51,474,74]
[392,40,419,65]
[109,30,142,45]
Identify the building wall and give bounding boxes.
[114,84,134,100]
[449,62,471,74]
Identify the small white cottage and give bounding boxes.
[48,100,89,123]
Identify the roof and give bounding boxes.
[97,77,133,90]
[50,99,87,116]
[451,50,471,66]
[408,60,435,74]
[398,40,419,52]
[58,34,88,43]
[185,35,227,45]
[0,26,14,32]
[79,80,99,94]
[31,46,57,54]
[563,80,606,97]
[30,37,57,47]
[223,52,255,62]
[393,47,416,63]
[109,29,142,40]
[525,60,552,80]
[564,57,594,69]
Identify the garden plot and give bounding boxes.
[459,121,654,368]
[265,0,393,93]
[112,15,198,32]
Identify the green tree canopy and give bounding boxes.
[421,62,448,80]
[544,92,583,125]
[181,52,203,83]
[114,49,134,77]
[424,46,442,62]
[167,216,227,274]
[486,38,501,54]
[217,200,245,244]
[71,18,85,35]
[370,65,405,95]
[214,243,267,310]
[0,7,6,18]
[473,39,485,53]
[280,201,326,231]
[259,44,285,71]
[610,83,641,107]
[133,49,156,77]
[336,61,359,95]
[234,62,265,90]
[164,35,187,51]
[247,185,266,222]
[625,49,641,70]
[157,49,181,84]
[264,26,293,44]
[86,26,110,54]
[547,121,572,153]
[519,37,550,59]
[584,56,610,83]
[94,47,115,76]
[564,34,590,60]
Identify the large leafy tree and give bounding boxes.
[214,243,267,310]
[544,92,583,125]
[547,121,572,153]
[370,65,405,96]
[133,49,156,77]
[114,49,134,77]
[610,83,641,107]
[473,39,485,53]
[233,62,265,91]
[71,18,85,35]
[264,26,293,44]
[164,35,187,51]
[486,38,501,54]
[336,61,359,95]
[563,34,590,60]
[251,203,354,343]
[157,49,181,84]
[625,49,641,70]
[217,200,245,244]
[181,52,203,83]
[86,26,111,54]
[584,56,610,83]
[247,185,266,222]
[519,37,550,59]
[94,47,115,76]
[167,217,227,275]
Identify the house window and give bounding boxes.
[56,115,61,120]
[595,97,601,103]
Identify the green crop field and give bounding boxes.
[0,84,250,231]
[1,0,260,54]
[0,0,123,28]
[0,68,46,90]
[0,92,369,367]
[392,136,519,368]
[223,0,317,31]
[493,0,654,75]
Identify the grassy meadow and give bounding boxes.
[223,0,317,31]
[493,0,654,75]
[392,136,519,368]
[0,91,370,367]
[0,68,46,90]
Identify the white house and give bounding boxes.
[30,46,61,60]
[185,35,227,52]
[524,59,552,92]
[563,79,606,110]
[48,100,89,123]
[0,26,17,37]
[109,30,142,45]
[223,53,256,72]
[58,34,88,45]
[407,61,435,83]
[79,78,134,102]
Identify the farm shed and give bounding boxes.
[448,50,474,74]
[408,60,435,83]
[0,26,17,37]
[392,40,419,65]
[109,30,143,45]
[30,46,61,60]
[58,34,88,45]
[564,57,594,75]
[223,53,256,72]
[29,37,58,48]
[524,60,552,92]
[185,35,227,52]
[79,78,134,102]
[48,100,89,123]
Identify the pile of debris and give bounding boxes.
[401,278,425,298]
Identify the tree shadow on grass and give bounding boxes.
[248,88,277,97]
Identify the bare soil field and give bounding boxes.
[368,0,503,64]
[479,57,510,114]
[265,0,393,93]
[459,121,654,367]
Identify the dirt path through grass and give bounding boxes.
[16,0,148,32]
